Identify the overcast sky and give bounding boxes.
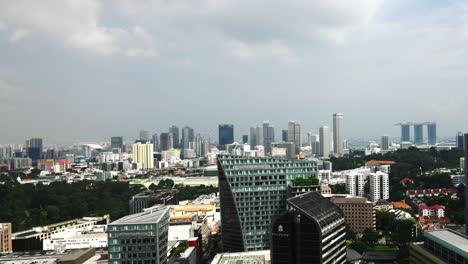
[0,0,467,144]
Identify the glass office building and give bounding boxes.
[217,155,317,252]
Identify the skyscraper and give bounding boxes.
[108,206,169,264]
[111,137,124,151]
[263,122,275,155]
[139,130,150,143]
[319,126,331,158]
[249,127,257,147]
[151,134,160,152]
[218,124,234,149]
[369,171,389,202]
[287,121,301,153]
[414,124,423,145]
[281,130,288,142]
[271,192,346,264]
[381,135,389,150]
[242,135,248,144]
[333,113,344,156]
[169,126,180,149]
[132,143,154,169]
[26,138,43,161]
[308,133,320,155]
[160,133,174,151]
[400,123,411,142]
[193,134,209,157]
[181,126,194,149]
[217,155,317,252]
[427,122,437,145]
[456,132,464,150]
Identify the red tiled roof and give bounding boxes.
[400,177,413,183]
[448,188,458,193]
[366,160,396,165]
[408,190,415,195]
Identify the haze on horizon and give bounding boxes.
[0,0,467,145]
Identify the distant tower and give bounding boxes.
[218,124,234,149]
[427,122,437,145]
[250,127,257,147]
[160,133,174,151]
[181,126,194,149]
[456,132,465,150]
[151,134,160,152]
[381,135,389,150]
[242,135,249,144]
[287,121,301,153]
[139,130,150,143]
[414,123,423,145]
[281,130,288,142]
[319,126,331,158]
[111,137,124,151]
[308,133,320,155]
[26,138,43,161]
[398,123,411,142]
[169,126,180,149]
[333,113,344,156]
[132,142,154,169]
[263,122,275,155]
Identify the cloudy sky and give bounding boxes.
[0,0,467,144]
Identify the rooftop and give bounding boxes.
[424,229,468,259]
[110,206,168,225]
[331,197,371,204]
[172,204,215,212]
[366,160,396,165]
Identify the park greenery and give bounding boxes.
[291,177,320,186]
[0,176,219,232]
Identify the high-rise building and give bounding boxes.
[263,122,275,155]
[409,230,468,264]
[256,127,263,147]
[414,124,424,145]
[271,142,296,158]
[160,133,174,151]
[139,130,150,143]
[0,223,12,253]
[331,197,375,234]
[26,138,43,161]
[271,192,346,264]
[217,155,317,252]
[369,171,389,202]
[111,137,124,151]
[249,127,257,147]
[346,172,366,197]
[381,135,389,150]
[319,126,331,158]
[169,126,180,149]
[427,122,437,145]
[181,126,194,149]
[465,134,468,235]
[132,143,154,169]
[151,134,160,152]
[456,132,464,150]
[307,133,320,155]
[401,124,411,142]
[333,113,344,156]
[281,130,288,142]
[287,121,301,153]
[242,135,249,144]
[108,206,170,264]
[218,124,234,149]
[193,134,209,157]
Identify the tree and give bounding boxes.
[158,179,175,189]
[349,240,368,254]
[361,228,379,247]
[330,183,347,194]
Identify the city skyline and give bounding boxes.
[1,1,468,143]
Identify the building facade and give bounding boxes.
[160,133,174,151]
[427,123,437,145]
[181,126,194,149]
[271,192,347,264]
[345,172,366,197]
[139,130,150,143]
[331,197,375,234]
[319,126,331,158]
[333,113,344,156]
[369,172,389,202]
[263,122,275,155]
[217,155,317,252]
[381,135,389,150]
[169,126,180,149]
[108,206,170,264]
[456,132,464,150]
[0,223,12,253]
[111,137,124,151]
[132,143,154,169]
[218,124,234,149]
[287,121,301,153]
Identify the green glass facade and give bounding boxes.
[108,207,170,264]
[217,155,317,252]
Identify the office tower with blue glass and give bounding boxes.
[457,132,465,150]
[181,126,194,149]
[218,124,234,149]
[427,122,437,145]
[414,123,424,145]
[217,155,317,252]
[282,130,288,142]
[26,138,43,161]
[111,137,124,151]
[169,126,180,149]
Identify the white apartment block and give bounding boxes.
[369,171,389,202]
[345,172,366,197]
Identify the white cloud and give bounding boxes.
[9,28,29,43]
[0,0,157,57]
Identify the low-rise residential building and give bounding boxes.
[418,205,445,217]
[0,223,12,253]
[407,188,458,198]
[391,201,411,209]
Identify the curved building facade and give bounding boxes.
[217,155,317,252]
